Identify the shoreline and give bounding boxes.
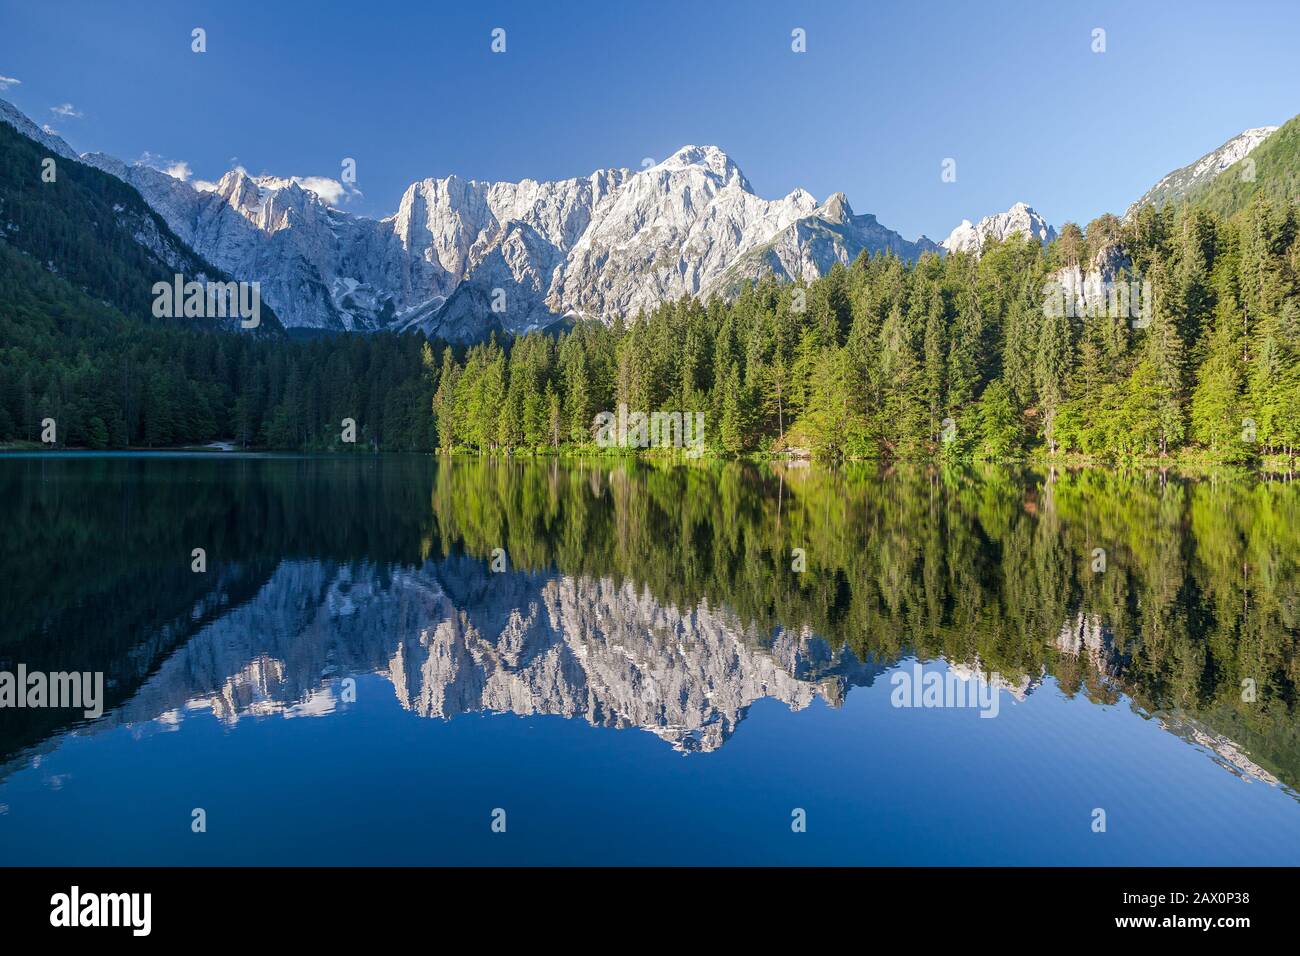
[2,442,1296,477]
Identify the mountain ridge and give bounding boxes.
[1173,116,1300,220]
[1126,125,1278,218]
[4,96,1297,343]
[941,201,1056,254]
[0,98,940,341]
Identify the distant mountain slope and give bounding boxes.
[0,97,78,160]
[1126,125,1279,218]
[397,146,941,339]
[0,116,281,333]
[80,156,438,332]
[717,192,941,292]
[1184,115,1300,219]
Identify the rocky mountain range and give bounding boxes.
[2,98,950,340]
[79,155,442,333]
[0,95,1284,342]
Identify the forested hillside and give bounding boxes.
[1188,115,1300,221]
[0,121,279,332]
[435,196,1300,464]
[0,118,434,450]
[0,242,435,448]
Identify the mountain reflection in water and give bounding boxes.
[2,454,1299,863]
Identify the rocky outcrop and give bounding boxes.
[1046,242,1136,320]
[941,201,1055,256]
[77,156,443,331]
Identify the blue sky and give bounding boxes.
[2,0,1298,239]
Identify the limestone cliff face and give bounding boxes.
[18,110,934,339]
[1047,242,1136,320]
[77,156,443,332]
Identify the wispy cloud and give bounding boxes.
[294,175,363,207]
[0,75,20,91]
[139,151,193,182]
[49,102,83,119]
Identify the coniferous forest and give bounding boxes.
[3,189,1300,465]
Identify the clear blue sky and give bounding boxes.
[2,0,1298,239]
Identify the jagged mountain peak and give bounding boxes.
[941,201,1055,256]
[214,167,265,213]
[656,144,743,178]
[817,191,853,223]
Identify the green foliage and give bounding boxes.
[0,240,437,450]
[974,380,1023,459]
[426,192,1299,467]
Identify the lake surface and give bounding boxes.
[2,453,1299,865]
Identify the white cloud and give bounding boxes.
[294,176,352,206]
[0,76,20,91]
[50,102,83,119]
[138,151,193,182]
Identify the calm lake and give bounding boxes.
[2,453,1299,865]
